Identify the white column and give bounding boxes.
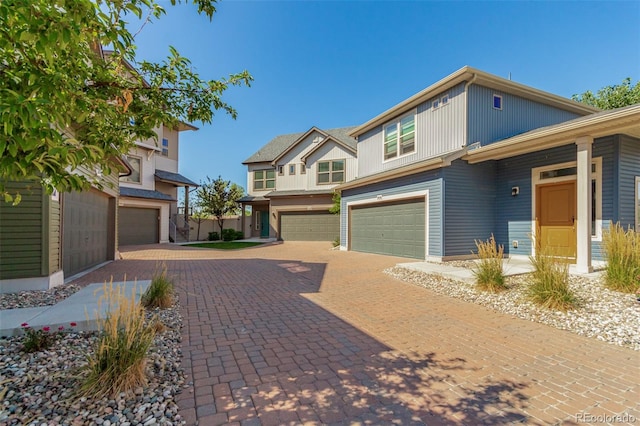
[575,136,593,273]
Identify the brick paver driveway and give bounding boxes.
[74,242,639,425]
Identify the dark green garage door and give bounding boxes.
[63,189,111,276]
[280,212,339,241]
[350,198,425,259]
[118,207,159,246]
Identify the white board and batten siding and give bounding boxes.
[357,83,466,178]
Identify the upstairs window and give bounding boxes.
[161,138,169,156]
[122,155,141,184]
[278,165,284,175]
[384,114,415,160]
[317,159,345,184]
[254,169,275,191]
[289,164,296,175]
[493,94,502,110]
[300,164,306,174]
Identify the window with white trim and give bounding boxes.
[317,159,345,184]
[277,165,284,175]
[254,169,275,191]
[122,155,141,184]
[289,164,296,175]
[441,94,449,106]
[493,94,502,110]
[161,138,169,156]
[383,113,415,160]
[300,164,306,174]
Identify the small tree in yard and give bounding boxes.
[195,176,244,235]
[190,208,209,241]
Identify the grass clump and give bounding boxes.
[528,241,577,311]
[141,264,174,309]
[602,222,640,293]
[472,235,507,292]
[80,280,156,399]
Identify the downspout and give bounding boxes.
[463,73,477,148]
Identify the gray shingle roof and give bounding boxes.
[154,169,198,186]
[243,126,358,164]
[119,187,176,201]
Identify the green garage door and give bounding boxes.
[63,189,110,276]
[118,207,159,246]
[350,198,425,259]
[280,212,339,241]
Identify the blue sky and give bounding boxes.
[132,0,640,191]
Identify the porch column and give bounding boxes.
[184,185,189,225]
[575,136,593,273]
[240,202,245,238]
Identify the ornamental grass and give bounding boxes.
[602,222,640,293]
[472,234,507,292]
[528,238,577,311]
[141,263,174,309]
[80,279,157,399]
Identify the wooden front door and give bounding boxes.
[536,181,577,261]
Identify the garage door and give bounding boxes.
[350,198,425,259]
[118,207,159,246]
[63,189,111,276]
[280,212,339,241]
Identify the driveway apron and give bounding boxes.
[74,242,639,425]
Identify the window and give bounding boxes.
[122,155,141,183]
[161,138,169,156]
[278,165,284,175]
[441,94,449,106]
[384,114,415,160]
[432,99,439,109]
[289,164,296,175]
[254,169,275,190]
[317,160,345,184]
[300,164,306,174]
[493,94,502,110]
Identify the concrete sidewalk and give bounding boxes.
[0,280,150,337]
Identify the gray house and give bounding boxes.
[338,66,640,274]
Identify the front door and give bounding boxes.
[536,181,577,260]
[260,210,270,238]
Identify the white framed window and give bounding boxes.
[289,164,296,175]
[432,99,439,109]
[277,165,284,176]
[122,155,141,184]
[383,112,415,161]
[493,94,503,110]
[532,158,602,240]
[161,138,169,156]
[441,94,449,106]
[636,176,640,232]
[254,169,276,191]
[317,159,345,184]
[300,164,306,174]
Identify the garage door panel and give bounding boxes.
[280,212,339,241]
[63,190,110,276]
[350,199,425,259]
[119,207,159,246]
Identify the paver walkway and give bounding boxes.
[72,242,639,425]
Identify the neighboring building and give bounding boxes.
[118,123,199,245]
[239,126,357,241]
[338,66,640,273]
[0,159,130,293]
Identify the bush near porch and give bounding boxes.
[602,222,640,293]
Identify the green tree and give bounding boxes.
[572,78,640,110]
[190,208,209,241]
[195,176,244,234]
[329,191,341,214]
[0,0,252,202]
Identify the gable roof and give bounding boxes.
[243,126,358,164]
[464,103,640,163]
[351,66,600,138]
[300,135,357,164]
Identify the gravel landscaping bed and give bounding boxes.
[0,297,186,425]
[387,266,640,351]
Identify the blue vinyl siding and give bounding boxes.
[442,160,497,257]
[495,139,617,261]
[467,85,584,146]
[341,169,443,257]
[617,135,640,230]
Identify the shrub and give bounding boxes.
[208,231,219,241]
[528,243,577,311]
[80,280,156,399]
[20,323,77,353]
[602,222,640,293]
[332,236,340,248]
[472,235,507,292]
[234,230,244,240]
[141,264,174,309]
[221,228,236,241]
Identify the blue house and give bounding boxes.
[337,66,640,274]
